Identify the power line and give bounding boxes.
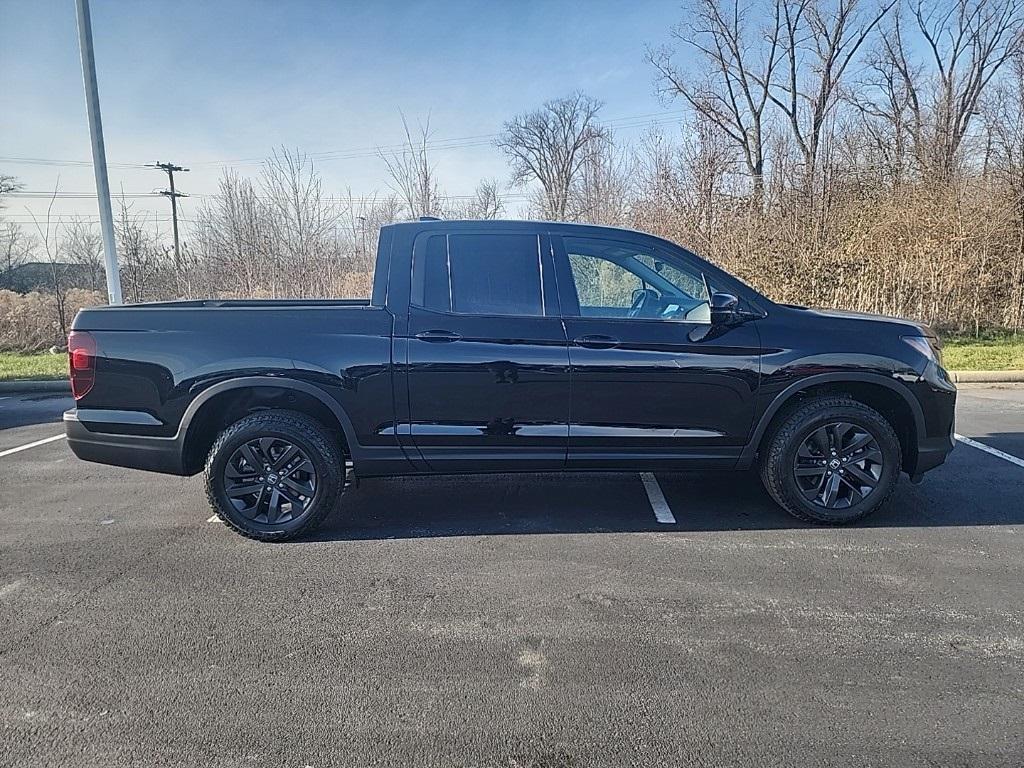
[7,191,163,198]
[6,191,534,202]
[0,110,686,170]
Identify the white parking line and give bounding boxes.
[0,433,65,458]
[206,515,222,524]
[955,434,1024,469]
[640,472,676,524]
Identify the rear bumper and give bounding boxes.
[64,410,186,475]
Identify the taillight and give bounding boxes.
[67,331,96,400]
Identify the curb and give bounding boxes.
[948,370,1024,383]
[0,379,71,394]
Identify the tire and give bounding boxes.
[759,396,901,524]
[204,410,347,541]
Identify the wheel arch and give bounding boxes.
[742,373,925,472]
[178,377,358,475]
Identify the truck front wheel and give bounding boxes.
[759,396,901,524]
[204,410,347,541]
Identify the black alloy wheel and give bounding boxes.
[205,410,346,541]
[223,437,317,525]
[793,421,883,509]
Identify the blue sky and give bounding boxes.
[1,0,688,225]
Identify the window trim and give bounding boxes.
[410,231,558,319]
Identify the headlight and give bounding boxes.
[902,335,942,367]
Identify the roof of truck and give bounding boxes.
[380,218,687,248]
[382,218,652,237]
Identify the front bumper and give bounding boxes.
[906,361,957,477]
[64,410,186,475]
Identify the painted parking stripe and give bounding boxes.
[0,433,65,458]
[206,515,222,524]
[640,472,676,524]
[955,434,1024,469]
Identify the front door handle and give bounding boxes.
[415,330,463,343]
[573,334,620,349]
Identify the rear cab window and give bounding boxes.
[412,232,554,317]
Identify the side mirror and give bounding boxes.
[709,292,740,326]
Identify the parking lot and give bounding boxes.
[1,386,1022,767]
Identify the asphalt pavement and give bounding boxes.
[1,386,1022,767]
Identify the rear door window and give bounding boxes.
[414,233,546,316]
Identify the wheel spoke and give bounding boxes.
[259,437,277,462]
[240,443,263,473]
[838,474,864,503]
[811,427,830,456]
[282,476,313,496]
[226,482,263,497]
[283,459,314,478]
[266,488,283,523]
[800,472,827,500]
[272,445,299,471]
[843,431,873,455]
[276,485,305,510]
[845,463,878,489]
[833,422,853,446]
[857,448,883,464]
[225,461,256,480]
[795,464,826,477]
[822,473,841,507]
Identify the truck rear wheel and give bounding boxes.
[204,410,347,541]
[760,396,901,524]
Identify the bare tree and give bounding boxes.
[770,0,897,191]
[450,179,505,220]
[193,170,272,297]
[880,0,1023,179]
[850,34,921,185]
[261,147,342,296]
[0,221,33,290]
[0,174,21,209]
[64,216,105,292]
[649,0,782,206]
[379,114,443,219]
[115,199,164,303]
[987,53,1024,322]
[568,138,635,225]
[496,92,609,219]
[28,182,72,338]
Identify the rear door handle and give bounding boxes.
[573,334,620,349]
[415,330,463,343]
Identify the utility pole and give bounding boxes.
[149,161,189,294]
[75,0,122,304]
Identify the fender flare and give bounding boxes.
[739,371,925,465]
[177,376,360,459]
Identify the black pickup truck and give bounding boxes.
[65,219,956,540]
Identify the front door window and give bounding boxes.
[564,237,711,324]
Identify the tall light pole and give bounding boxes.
[75,0,122,304]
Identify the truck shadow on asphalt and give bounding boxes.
[303,443,1024,541]
[0,393,73,430]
